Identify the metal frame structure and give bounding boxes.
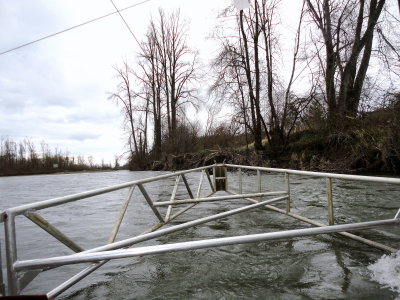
[0,164,399,298]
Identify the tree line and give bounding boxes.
[111,1,400,170]
[0,137,113,176]
[110,9,200,169]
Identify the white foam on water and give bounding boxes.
[368,251,400,297]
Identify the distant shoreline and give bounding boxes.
[0,168,124,177]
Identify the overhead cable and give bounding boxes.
[0,0,152,56]
[109,0,144,52]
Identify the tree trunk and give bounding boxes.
[239,9,264,151]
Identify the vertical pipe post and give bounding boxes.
[257,170,261,193]
[326,177,334,225]
[238,168,242,194]
[4,212,18,295]
[213,166,217,191]
[205,168,216,193]
[214,166,227,191]
[224,166,228,191]
[285,173,291,213]
[0,239,5,296]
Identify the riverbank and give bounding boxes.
[148,129,400,176]
[149,149,356,174]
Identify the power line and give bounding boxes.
[0,0,152,56]
[109,0,144,52]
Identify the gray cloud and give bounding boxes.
[0,0,228,163]
[67,132,101,142]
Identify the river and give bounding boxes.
[0,170,399,299]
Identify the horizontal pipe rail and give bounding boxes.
[14,218,400,271]
[229,191,398,253]
[225,164,400,184]
[154,191,287,206]
[34,196,288,258]
[4,164,397,221]
[0,165,213,219]
[2,163,399,297]
[47,192,217,299]
[17,195,288,289]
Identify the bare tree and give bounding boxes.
[156,9,199,153]
[134,8,199,155]
[211,0,310,152]
[305,0,386,128]
[210,3,265,151]
[239,3,264,150]
[109,60,147,168]
[136,21,163,159]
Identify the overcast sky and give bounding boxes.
[0,0,305,165]
[0,0,233,164]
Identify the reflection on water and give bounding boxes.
[0,170,399,299]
